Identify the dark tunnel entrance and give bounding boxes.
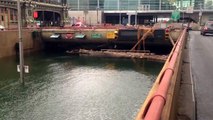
[34,11,61,27]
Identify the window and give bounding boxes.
[10,9,14,21]
[1,16,4,21]
[28,10,32,16]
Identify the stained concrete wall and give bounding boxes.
[0,30,43,58]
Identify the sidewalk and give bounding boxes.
[177,35,195,120]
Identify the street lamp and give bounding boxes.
[96,0,100,24]
[199,3,203,25]
[96,7,99,24]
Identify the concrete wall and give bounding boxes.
[68,11,103,25]
[0,30,43,58]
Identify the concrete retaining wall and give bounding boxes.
[0,30,43,58]
[135,29,186,120]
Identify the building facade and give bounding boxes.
[68,0,212,11]
[0,7,17,29]
[0,0,67,28]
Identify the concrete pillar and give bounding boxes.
[119,13,121,25]
[128,14,131,25]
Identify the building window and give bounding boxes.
[10,9,14,21]
[10,14,13,20]
[28,10,32,16]
[2,16,4,21]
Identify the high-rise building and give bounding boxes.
[0,0,67,28]
[67,0,213,25]
[68,0,104,10]
[67,0,212,11]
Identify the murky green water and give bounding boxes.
[0,53,163,120]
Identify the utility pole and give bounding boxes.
[96,0,100,24]
[17,0,24,85]
[135,10,137,25]
[199,3,203,25]
[118,0,121,25]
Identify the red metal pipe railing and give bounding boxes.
[141,28,186,120]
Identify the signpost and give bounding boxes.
[17,65,29,74]
[17,0,25,85]
[186,6,194,14]
[171,10,180,21]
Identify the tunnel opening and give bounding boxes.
[34,11,61,27]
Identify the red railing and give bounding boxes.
[136,28,187,120]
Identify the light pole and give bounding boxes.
[118,0,121,25]
[17,0,24,85]
[135,10,137,25]
[96,0,100,24]
[199,3,203,25]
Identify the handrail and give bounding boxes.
[135,28,187,120]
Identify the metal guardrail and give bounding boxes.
[135,28,187,120]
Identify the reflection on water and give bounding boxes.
[0,53,163,120]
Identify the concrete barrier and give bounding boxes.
[135,29,187,120]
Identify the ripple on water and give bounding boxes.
[0,55,163,120]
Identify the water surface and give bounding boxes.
[0,53,163,120]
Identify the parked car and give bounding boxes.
[200,21,213,36]
[0,25,5,31]
[72,22,87,27]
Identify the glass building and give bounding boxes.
[67,0,213,25]
[68,0,213,11]
[31,0,66,5]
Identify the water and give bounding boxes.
[0,53,163,120]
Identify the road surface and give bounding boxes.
[190,31,213,120]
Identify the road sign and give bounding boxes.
[186,6,194,13]
[91,33,102,39]
[171,10,180,21]
[127,11,136,15]
[17,65,29,73]
[106,32,115,39]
